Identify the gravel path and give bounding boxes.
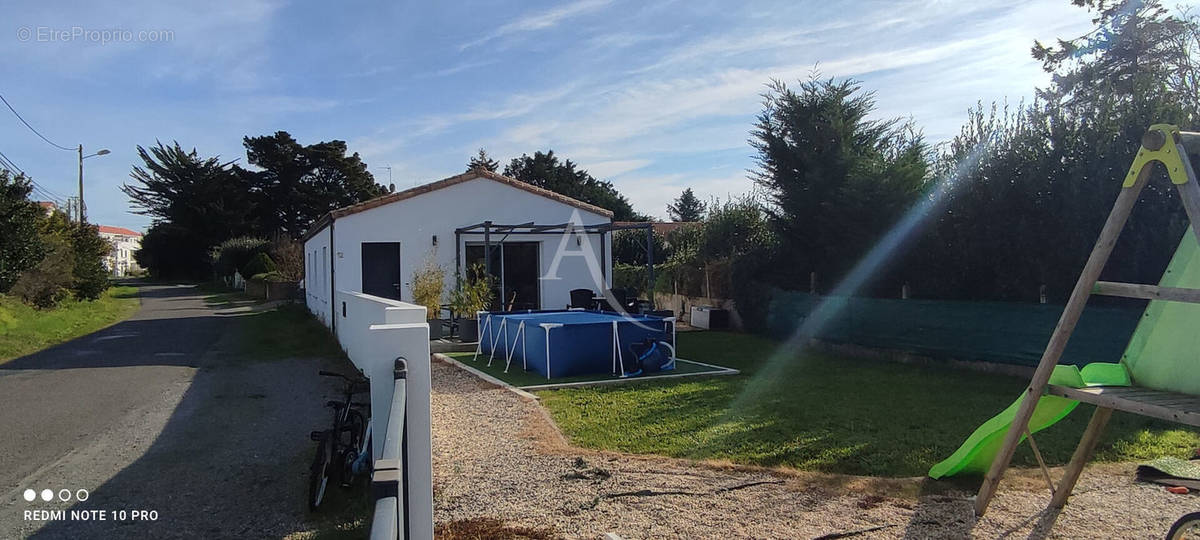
[431,359,1199,539]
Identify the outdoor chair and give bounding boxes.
[602,288,630,312]
[568,288,596,310]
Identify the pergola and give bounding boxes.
[454,220,657,309]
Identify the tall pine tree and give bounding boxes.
[667,188,706,221]
[466,148,500,172]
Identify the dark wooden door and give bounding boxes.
[361,242,401,300]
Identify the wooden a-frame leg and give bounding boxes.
[973,145,1159,517]
[1049,406,1114,509]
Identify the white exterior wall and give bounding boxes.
[304,226,334,327]
[309,177,611,324]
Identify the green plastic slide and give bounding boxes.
[928,363,1129,479]
[930,228,1200,479]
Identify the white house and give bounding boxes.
[97,225,143,277]
[302,169,615,328]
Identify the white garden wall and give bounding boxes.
[335,290,432,540]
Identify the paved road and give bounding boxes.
[0,284,332,539]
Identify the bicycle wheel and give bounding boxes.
[308,431,333,511]
[1169,512,1200,540]
[339,410,367,487]
[344,409,366,451]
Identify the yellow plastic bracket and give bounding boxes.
[1124,124,1190,187]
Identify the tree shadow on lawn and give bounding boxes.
[542,340,1200,478]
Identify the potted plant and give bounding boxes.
[450,263,494,342]
[409,254,446,339]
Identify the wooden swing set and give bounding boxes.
[975,124,1200,525]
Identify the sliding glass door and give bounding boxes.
[464,242,541,310]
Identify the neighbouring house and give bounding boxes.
[35,201,57,216]
[97,225,143,277]
[301,169,615,328]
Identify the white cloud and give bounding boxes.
[581,159,651,178]
[460,0,613,50]
[614,172,756,220]
[414,60,498,79]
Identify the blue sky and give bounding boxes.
[1,0,1100,231]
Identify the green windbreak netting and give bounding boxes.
[1123,228,1200,395]
[766,292,1142,368]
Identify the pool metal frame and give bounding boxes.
[471,309,677,380]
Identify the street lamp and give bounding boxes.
[78,146,110,223]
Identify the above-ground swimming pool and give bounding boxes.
[476,310,676,379]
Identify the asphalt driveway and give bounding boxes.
[0,284,333,539]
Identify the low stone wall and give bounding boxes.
[244,279,266,299]
[243,280,299,301]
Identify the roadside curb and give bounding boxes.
[517,359,739,391]
[433,353,540,401]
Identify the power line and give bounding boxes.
[31,180,66,201]
[0,149,25,175]
[0,93,75,151]
[0,149,68,203]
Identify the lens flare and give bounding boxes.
[726,139,993,415]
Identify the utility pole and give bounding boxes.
[78,144,85,223]
[77,146,110,223]
[65,196,77,222]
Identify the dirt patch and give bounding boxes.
[436,517,559,540]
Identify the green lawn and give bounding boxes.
[446,350,728,388]
[0,285,141,363]
[535,331,1200,478]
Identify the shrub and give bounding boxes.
[613,263,648,296]
[730,246,779,332]
[70,223,112,300]
[10,236,73,308]
[212,236,270,278]
[0,171,46,293]
[241,252,277,278]
[611,229,670,265]
[251,270,290,282]
[410,254,445,320]
[449,263,493,319]
[268,235,303,282]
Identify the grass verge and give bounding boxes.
[536,331,1200,477]
[227,302,346,361]
[283,484,370,540]
[0,285,140,363]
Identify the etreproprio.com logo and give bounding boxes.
[20,487,159,522]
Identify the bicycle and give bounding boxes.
[308,370,372,511]
[1169,512,1200,540]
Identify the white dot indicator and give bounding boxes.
[22,489,35,502]
[58,489,71,502]
[40,489,53,502]
[76,489,89,502]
